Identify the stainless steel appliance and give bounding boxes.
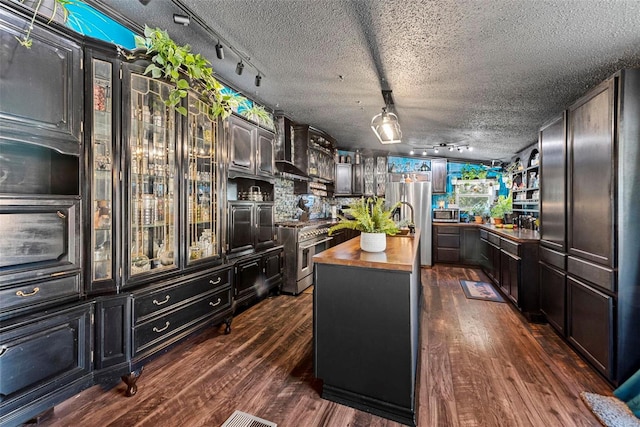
[277,221,333,294]
[386,181,433,266]
[433,208,460,223]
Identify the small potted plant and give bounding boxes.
[470,202,489,223]
[328,197,400,252]
[490,195,512,226]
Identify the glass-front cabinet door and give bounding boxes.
[186,94,219,264]
[91,58,114,284]
[127,73,178,278]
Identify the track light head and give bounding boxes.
[215,42,224,60]
[139,0,152,5]
[173,14,190,26]
[409,149,415,155]
[422,150,428,156]
[434,147,439,153]
[236,61,244,75]
[255,74,262,87]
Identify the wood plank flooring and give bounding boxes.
[38,265,611,426]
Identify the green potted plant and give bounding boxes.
[469,202,489,223]
[490,194,512,225]
[328,197,400,252]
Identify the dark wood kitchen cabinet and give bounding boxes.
[228,114,275,178]
[233,246,283,307]
[433,225,460,263]
[480,229,540,320]
[228,201,276,255]
[0,5,82,156]
[431,158,447,193]
[461,227,481,265]
[537,69,640,385]
[334,163,353,195]
[0,302,93,427]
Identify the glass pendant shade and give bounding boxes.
[371,108,402,144]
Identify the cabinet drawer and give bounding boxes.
[0,303,92,420]
[133,289,231,356]
[479,229,488,240]
[134,270,231,323]
[0,273,80,319]
[500,238,520,256]
[436,226,460,235]
[437,234,460,248]
[540,246,566,270]
[488,233,501,246]
[567,256,615,293]
[437,248,460,263]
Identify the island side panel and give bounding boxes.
[313,262,420,425]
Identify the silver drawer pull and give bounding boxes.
[56,211,66,219]
[209,277,222,285]
[0,345,7,357]
[16,287,40,297]
[152,322,170,333]
[153,295,170,305]
[209,298,222,307]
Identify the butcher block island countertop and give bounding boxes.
[312,229,421,426]
[313,228,421,272]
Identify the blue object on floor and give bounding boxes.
[614,369,640,418]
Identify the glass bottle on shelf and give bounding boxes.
[186,93,218,264]
[128,74,177,276]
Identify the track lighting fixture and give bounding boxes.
[215,42,224,59]
[172,14,190,26]
[236,61,244,75]
[371,90,402,144]
[255,74,262,87]
[408,142,472,156]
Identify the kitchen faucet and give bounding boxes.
[398,201,415,234]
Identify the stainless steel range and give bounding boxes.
[277,220,333,294]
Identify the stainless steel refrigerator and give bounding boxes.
[385,181,433,266]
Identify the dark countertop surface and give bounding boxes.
[433,222,540,243]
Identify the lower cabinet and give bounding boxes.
[460,227,481,265]
[567,275,614,379]
[233,246,284,307]
[433,225,460,263]
[500,249,520,303]
[539,261,566,334]
[480,229,540,321]
[0,302,93,426]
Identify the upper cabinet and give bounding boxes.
[567,79,614,268]
[293,124,335,182]
[0,7,82,156]
[510,145,540,218]
[431,159,447,193]
[539,113,566,251]
[228,114,274,178]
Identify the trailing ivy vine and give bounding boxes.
[16,0,75,48]
[133,26,273,125]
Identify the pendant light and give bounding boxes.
[371,90,402,144]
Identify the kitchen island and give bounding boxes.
[312,230,421,426]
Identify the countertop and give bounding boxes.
[313,229,421,272]
[433,222,540,243]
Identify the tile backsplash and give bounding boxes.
[274,177,335,221]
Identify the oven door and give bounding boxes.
[297,236,333,281]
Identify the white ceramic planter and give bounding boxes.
[360,232,386,252]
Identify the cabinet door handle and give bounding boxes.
[152,322,170,333]
[152,295,170,305]
[0,345,7,357]
[16,287,40,297]
[56,211,66,219]
[209,298,222,307]
[209,277,222,285]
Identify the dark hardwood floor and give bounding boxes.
[38,265,610,426]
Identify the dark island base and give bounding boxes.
[322,384,416,427]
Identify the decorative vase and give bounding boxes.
[360,232,386,252]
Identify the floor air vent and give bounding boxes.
[221,410,277,427]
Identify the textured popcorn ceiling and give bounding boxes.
[99,0,640,162]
